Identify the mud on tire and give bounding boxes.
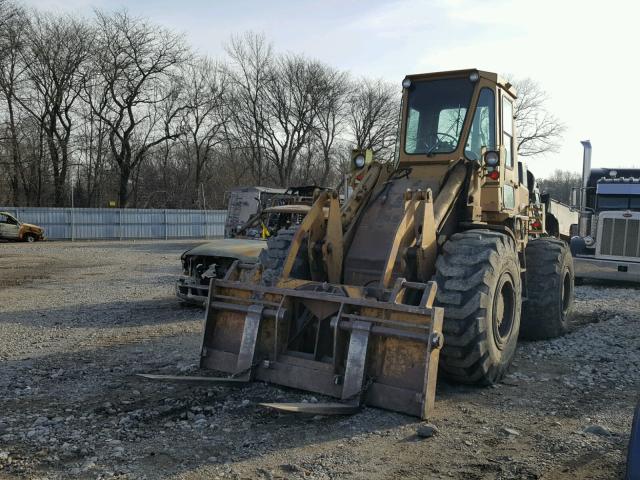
[520,238,574,340]
[434,229,522,385]
[259,227,309,286]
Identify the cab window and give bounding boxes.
[465,87,495,161]
[502,97,514,168]
[404,77,474,155]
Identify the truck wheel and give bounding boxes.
[259,227,309,286]
[434,230,522,385]
[520,238,574,340]
[25,233,37,243]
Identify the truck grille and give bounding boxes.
[599,216,640,258]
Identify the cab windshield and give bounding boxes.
[597,195,640,211]
[404,77,475,155]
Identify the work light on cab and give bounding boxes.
[484,150,499,167]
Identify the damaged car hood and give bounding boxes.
[21,223,43,232]
[182,238,266,262]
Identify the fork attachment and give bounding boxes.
[200,276,443,419]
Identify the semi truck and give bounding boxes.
[571,141,640,282]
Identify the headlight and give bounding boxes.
[354,154,366,169]
[584,236,595,246]
[484,151,499,167]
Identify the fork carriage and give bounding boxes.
[200,272,443,418]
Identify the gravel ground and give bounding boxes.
[0,240,638,479]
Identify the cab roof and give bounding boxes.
[404,69,517,98]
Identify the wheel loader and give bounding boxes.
[143,69,575,419]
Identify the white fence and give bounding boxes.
[0,207,227,240]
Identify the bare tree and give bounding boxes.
[75,83,111,207]
[224,32,272,184]
[509,77,565,158]
[1,9,576,210]
[180,57,228,205]
[14,12,91,206]
[261,55,326,186]
[347,79,399,161]
[86,10,189,207]
[312,66,349,185]
[0,1,28,205]
[539,169,581,204]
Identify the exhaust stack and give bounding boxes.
[579,140,592,236]
[581,140,592,191]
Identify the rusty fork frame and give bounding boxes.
[191,275,443,419]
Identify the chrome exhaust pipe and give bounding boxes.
[579,140,592,237]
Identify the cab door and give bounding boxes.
[500,93,519,212]
[0,214,20,240]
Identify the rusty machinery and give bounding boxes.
[142,69,575,419]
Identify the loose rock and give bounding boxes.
[416,423,439,438]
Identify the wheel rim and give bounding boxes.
[492,273,516,349]
[561,268,572,317]
[27,236,34,242]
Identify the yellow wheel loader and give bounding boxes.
[143,69,575,419]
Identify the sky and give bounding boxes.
[22,0,640,177]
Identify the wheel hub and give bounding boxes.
[492,274,516,349]
[561,268,572,317]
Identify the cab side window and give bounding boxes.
[502,97,514,168]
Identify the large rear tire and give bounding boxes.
[434,230,522,385]
[520,238,574,340]
[259,227,309,286]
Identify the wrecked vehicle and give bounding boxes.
[0,211,45,242]
[176,187,319,305]
[224,186,287,237]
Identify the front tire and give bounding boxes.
[435,230,522,385]
[520,238,574,340]
[259,227,309,286]
[25,234,37,243]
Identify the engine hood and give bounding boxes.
[181,238,266,263]
[21,223,44,233]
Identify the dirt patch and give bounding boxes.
[0,254,60,287]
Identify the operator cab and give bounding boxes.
[398,69,527,220]
[400,69,516,166]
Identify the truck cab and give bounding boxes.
[571,155,640,282]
